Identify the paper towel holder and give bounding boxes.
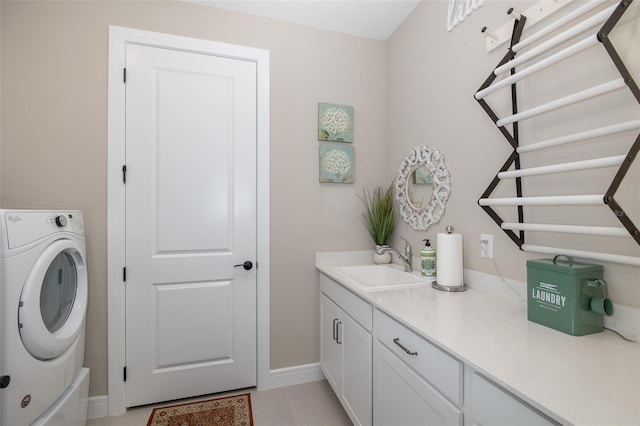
[432,282,467,292]
[432,225,467,292]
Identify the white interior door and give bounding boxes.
[124,44,257,407]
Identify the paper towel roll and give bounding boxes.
[436,232,464,287]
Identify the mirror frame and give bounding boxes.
[396,145,451,231]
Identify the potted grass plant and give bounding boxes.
[359,180,398,264]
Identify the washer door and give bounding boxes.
[18,238,88,360]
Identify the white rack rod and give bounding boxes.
[502,222,629,237]
[479,194,603,206]
[476,35,598,100]
[511,0,608,53]
[496,78,625,127]
[494,4,616,76]
[518,120,640,153]
[485,0,574,52]
[498,155,625,179]
[522,244,640,266]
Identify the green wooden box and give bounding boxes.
[526,257,610,336]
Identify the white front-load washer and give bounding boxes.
[0,210,90,426]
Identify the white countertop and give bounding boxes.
[317,253,640,425]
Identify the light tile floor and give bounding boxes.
[87,380,352,426]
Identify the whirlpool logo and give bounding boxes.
[7,215,22,223]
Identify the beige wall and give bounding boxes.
[387,1,640,306]
[1,1,387,397]
[2,0,639,403]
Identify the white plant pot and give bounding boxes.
[374,245,392,264]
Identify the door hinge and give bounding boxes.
[123,367,127,382]
[123,68,126,83]
[122,165,127,183]
[123,267,126,282]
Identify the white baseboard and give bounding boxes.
[87,363,325,420]
[269,362,325,389]
[87,395,109,420]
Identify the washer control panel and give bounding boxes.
[0,210,85,250]
[55,215,68,228]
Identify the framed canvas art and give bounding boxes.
[319,144,354,183]
[318,103,353,142]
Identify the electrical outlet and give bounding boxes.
[480,234,494,259]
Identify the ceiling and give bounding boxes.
[186,0,421,41]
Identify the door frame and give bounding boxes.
[106,25,270,416]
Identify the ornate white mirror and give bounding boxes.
[396,145,451,231]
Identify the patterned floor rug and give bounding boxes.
[147,393,253,426]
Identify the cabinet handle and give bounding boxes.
[332,318,339,341]
[393,338,418,356]
[336,321,342,344]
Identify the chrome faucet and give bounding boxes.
[376,235,413,272]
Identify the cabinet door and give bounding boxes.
[373,341,462,426]
[469,371,556,426]
[341,312,372,426]
[320,294,342,393]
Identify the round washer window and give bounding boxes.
[40,251,78,333]
[19,239,88,360]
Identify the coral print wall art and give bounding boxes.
[318,103,353,142]
[319,145,354,183]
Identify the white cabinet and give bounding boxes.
[373,340,463,426]
[320,275,372,426]
[320,294,342,392]
[374,310,463,406]
[340,308,372,425]
[466,369,556,426]
[319,270,558,426]
[373,310,463,426]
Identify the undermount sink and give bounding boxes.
[332,264,427,292]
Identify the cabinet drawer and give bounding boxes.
[374,309,463,405]
[374,341,462,426]
[320,273,372,331]
[469,372,556,425]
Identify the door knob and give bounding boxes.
[234,261,253,271]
